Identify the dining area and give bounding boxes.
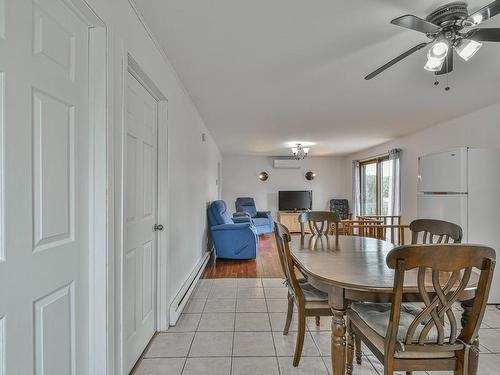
[275,211,496,375]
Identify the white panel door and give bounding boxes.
[124,71,158,372]
[0,1,90,374]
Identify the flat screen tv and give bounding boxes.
[278,190,312,211]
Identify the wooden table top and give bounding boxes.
[289,234,478,295]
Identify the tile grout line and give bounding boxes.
[180,280,212,374]
[363,354,382,375]
[308,322,332,373]
[230,285,237,375]
[263,279,282,375]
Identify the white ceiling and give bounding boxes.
[133,0,500,156]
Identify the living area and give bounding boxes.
[4,1,500,375]
[197,136,500,375]
[205,155,349,266]
[99,1,500,373]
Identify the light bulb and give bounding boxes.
[428,41,449,60]
[455,39,482,61]
[303,147,310,155]
[424,57,445,71]
[292,147,298,155]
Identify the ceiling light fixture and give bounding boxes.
[429,41,449,59]
[365,0,500,88]
[424,41,449,71]
[424,56,445,71]
[291,144,309,160]
[455,39,483,61]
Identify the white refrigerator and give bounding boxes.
[417,147,500,303]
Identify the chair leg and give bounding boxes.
[315,316,320,326]
[461,346,471,375]
[355,335,362,365]
[346,327,355,375]
[384,358,394,375]
[283,293,294,335]
[293,310,306,367]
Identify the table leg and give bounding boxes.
[331,308,347,375]
[460,299,479,375]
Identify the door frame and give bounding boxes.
[62,1,108,375]
[114,50,169,375]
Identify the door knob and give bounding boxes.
[154,224,164,231]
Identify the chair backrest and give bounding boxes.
[274,222,305,304]
[410,219,463,244]
[235,197,257,217]
[385,244,495,357]
[330,199,349,220]
[298,211,340,236]
[207,200,233,226]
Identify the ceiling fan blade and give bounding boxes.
[365,42,429,80]
[391,15,442,34]
[467,0,500,25]
[468,28,500,41]
[436,47,453,75]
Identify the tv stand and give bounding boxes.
[277,211,311,233]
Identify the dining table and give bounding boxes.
[289,234,480,375]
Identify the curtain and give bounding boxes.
[387,148,401,217]
[352,160,361,219]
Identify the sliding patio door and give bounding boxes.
[360,158,393,216]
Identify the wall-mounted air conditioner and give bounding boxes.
[273,159,301,169]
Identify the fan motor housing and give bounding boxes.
[426,1,469,26]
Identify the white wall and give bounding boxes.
[344,102,500,224]
[222,156,348,218]
[82,1,221,372]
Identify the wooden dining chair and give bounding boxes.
[274,222,333,366]
[410,219,463,244]
[298,211,340,236]
[346,243,496,375]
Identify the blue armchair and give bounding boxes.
[235,197,273,235]
[207,200,258,259]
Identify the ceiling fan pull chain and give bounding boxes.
[434,75,439,86]
[445,71,450,91]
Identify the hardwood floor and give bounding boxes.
[202,234,284,278]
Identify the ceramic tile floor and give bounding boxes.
[133,278,500,375]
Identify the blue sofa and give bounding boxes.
[235,197,273,235]
[207,200,258,259]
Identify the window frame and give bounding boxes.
[359,155,390,216]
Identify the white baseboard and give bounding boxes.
[168,252,210,325]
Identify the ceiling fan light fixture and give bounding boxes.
[428,41,449,60]
[455,39,483,61]
[424,57,445,71]
[424,40,449,71]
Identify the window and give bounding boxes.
[360,157,394,216]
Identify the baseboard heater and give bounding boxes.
[169,251,211,325]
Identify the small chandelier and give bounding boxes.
[291,144,309,160]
